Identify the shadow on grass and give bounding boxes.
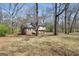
[0,53,8,56]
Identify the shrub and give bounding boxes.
[46,23,53,32]
[13,28,20,33]
[0,24,10,36]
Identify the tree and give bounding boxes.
[0,5,3,23]
[2,3,24,33]
[35,3,38,36]
[64,3,69,34]
[54,3,57,35]
[67,11,73,34]
[41,8,46,24]
[54,3,68,35]
[70,7,79,33]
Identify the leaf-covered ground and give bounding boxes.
[0,33,79,56]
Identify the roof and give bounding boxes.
[23,23,34,29]
[22,23,46,29]
[38,23,46,27]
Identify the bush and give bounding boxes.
[46,23,53,32]
[0,24,10,36]
[13,28,20,33]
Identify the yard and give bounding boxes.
[0,33,79,56]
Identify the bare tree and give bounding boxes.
[67,11,73,34]
[54,3,68,35]
[41,8,46,24]
[2,3,24,33]
[35,3,38,36]
[0,5,3,23]
[70,7,79,33]
[64,3,69,34]
[54,3,57,35]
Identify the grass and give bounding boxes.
[0,33,79,56]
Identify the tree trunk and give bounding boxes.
[62,19,64,32]
[68,16,70,34]
[35,3,38,36]
[11,18,14,33]
[70,9,78,33]
[54,3,57,35]
[12,21,14,33]
[64,6,67,34]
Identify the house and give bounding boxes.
[38,24,46,33]
[20,23,35,35]
[21,23,46,35]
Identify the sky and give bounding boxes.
[0,3,77,15]
[0,3,54,23]
[0,3,78,23]
[0,3,53,16]
[0,3,76,15]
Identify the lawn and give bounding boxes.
[0,33,79,56]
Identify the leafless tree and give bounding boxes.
[54,3,68,35]
[0,5,3,23]
[70,7,79,33]
[54,3,57,35]
[2,3,24,33]
[67,11,73,34]
[35,3,38,36]
[64,3,69,34]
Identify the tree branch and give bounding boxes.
[57,3,69,16]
